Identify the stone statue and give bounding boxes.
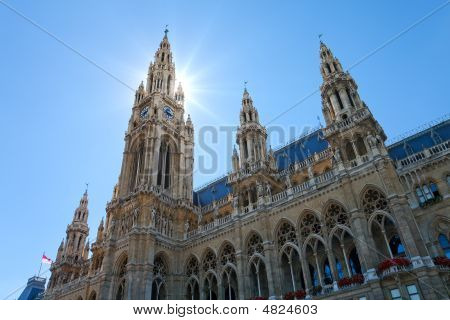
[265,183,272,196]
[367,134,377,148]
[285,175,292,188]
[333,148,342,162]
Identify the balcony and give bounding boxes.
[377,258,412,278]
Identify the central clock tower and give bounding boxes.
[116,29,194,201]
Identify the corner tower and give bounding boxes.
[236,88,268,168]
[319,41,387,167]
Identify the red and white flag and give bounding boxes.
[41,254,52,264]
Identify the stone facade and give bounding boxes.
[45,32,450,300]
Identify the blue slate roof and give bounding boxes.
[18,276,46,300]
[193,118,450,208]
[387,119,450,161]
[193,176,232,207]
[273,129,329,170]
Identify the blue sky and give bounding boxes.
[0,0,448,298]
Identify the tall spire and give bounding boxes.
[319,41,364,126]
[73,189,89,223]
[146,27,176,97]
[240,87,259,124]
[235,87,267,167]
[319,41,344,79]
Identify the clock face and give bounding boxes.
[163,106,174,120]
[140,106,149,119]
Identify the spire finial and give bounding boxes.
[85,182,89,194]
[318,33,323,42]
[164,25,169,37]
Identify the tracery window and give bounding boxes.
[247,233,264,257]
[219,243,236,266]
[116,258,127,300]
[202,250,217,272]
[299,213,322,238]
[154,256,167,278]
[324,203,348,230]
[362,188,389,217]
[152,255,168,300]
[277,222,298,247]
[186,256,199,277]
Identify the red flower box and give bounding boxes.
[283,290,305,300]
[351,274,364,284]
[283,291,295,300]
[337,274,364,288]
[377,257,411,272]
[433,256,450,267]
[294,290,306,299]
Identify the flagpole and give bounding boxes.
[38,251,44,277]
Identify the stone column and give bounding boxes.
[349,210,378,280]
[339,88,351,109]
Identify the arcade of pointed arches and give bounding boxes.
[111,187,409,299]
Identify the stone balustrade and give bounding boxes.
[277,148,333,177]
[396,139,449,170]
[323,108,370,137]
[187,169,337,240]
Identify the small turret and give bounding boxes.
[83,240,90,260]
[175,82,185,105]
[56,239,64,261]
[134,81,146,105]
[97,218,104,242]
[232,145,240,172]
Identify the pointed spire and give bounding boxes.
[319,41,343,79]
[242,87,254,109]
[73,189,89,223]
[175,82,184,104]
[147,26,175,96]
[233,145,238,155]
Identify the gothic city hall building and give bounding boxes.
[45,32,450,300]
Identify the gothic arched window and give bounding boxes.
[186,256,199,277]
[129,141,145,192]
[299,213,322,239]
[157,141,172,190]
[277,221,298,248]
[345,141,356,161]
[389,235,405,257]
[202,249,217,272]
[116,258,127,300]
[167,75,172,94]
[219,243,236,267]
[324,203,348,230]
[247,233,264,257]
[362,188,389,217]
[355,136,367,156]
